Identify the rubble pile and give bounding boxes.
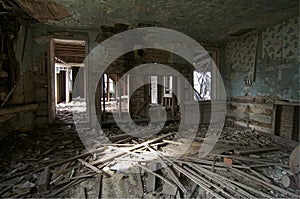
[0,123,299,198]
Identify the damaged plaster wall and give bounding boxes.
[221,17,299,102]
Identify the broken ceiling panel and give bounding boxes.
[14,0,70,22]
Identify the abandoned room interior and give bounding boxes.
[0,0,299,198]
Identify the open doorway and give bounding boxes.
[100,73,130,122]
[49,39,87,124]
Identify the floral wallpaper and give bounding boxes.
[263,17,299,63]
[222,17,299,102]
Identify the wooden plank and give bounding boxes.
[95,175,103,199]
[171,163,224,198]
[90,132,174,166]
[37,167,51,192]
[162,182,178,196]
[229,101,273,110]
[248,123,271,133]
[77,158,102,174]
[274,100,300,106]
[36,147,106,172]
[48,179,85,197]
[227,109,272,124]
[234,146,282,155]
[145,162,157,192]
[0,103,38,115]
[0,184,14,196]
[136,169,144,198]
[80,187,87,199]
[218,155,289,168]
[292,106,299,141]
[274,105,282,136]
[249,168,271,183]
[147,145,187,194]
[231,168,298,197]
[137,164,177,189]
[195,165,273,198]
[69,173,96,180]
[186,183,198,199]
[183,166,236,198]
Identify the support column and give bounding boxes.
[118,75,122,117]
[66,67,70,103]
[102,75,106,120]
[107,74,110,102]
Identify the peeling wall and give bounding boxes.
[221,17,299,102]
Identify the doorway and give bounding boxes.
[49,38,87,123]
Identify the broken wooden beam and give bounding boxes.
[80,187,87,199]
[37,166,51,192]
[145,163,157,192]
[234,146,281,155]
[36,147,106,172]
[47,179,85,197]
[108,127,178,143]
[183,166,235,198]
[146,145,187,195]
[95,175,103,199]
[77,158,103,174]
[90,132,174,166]
[194,165,273,198]
[137,164,177,189]
[231,168,299,198]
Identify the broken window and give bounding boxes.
[193,70,211,101]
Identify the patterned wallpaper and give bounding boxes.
[225,33,258,84]
[263,17,298,63]
[222,17,299,102]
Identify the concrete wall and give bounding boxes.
[221,17,299,102]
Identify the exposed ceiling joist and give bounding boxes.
[14,0,70,22]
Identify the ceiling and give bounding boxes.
[1,0,298,42]
[45,0,299,42]
[54,39,86,63]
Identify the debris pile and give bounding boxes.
[55,98,87,124]
[0,125,299,198]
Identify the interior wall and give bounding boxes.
[221,17,299,102]
[221,17,299,140]
[0,19,37,140]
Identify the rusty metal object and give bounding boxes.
[289,145,300,175]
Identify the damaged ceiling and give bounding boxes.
[1,0,298,42]
[0,0,70,22]
[42,0,299,42]
[14,0,71,22]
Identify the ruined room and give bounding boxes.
[0,0,299,198]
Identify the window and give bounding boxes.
[150,76,158,104]
[193,70,211,101]
[164,76,172,97]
